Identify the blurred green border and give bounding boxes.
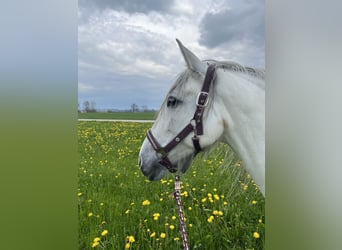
[0,1,77,249]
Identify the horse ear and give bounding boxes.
[176,39,206,75]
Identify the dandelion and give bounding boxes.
[93,237,100,243]
[150,232,156,238]
[153,213,160,220]
[88,212,93,217]
[160,233,166,239]
[253,232,260,239]
[207,215,214,223]
[125,243,131,249]
[169,225,175,230]
[92,241,99,248]
[174,237,180,241]
[223,201,228,206]
[77,192,83,197]
[252,200,257,205]
[188,206,192,211]
[189,223,193,227]
[127,235,135,243]
[214,194,220,200]
[171,216,177,220]
[125,210,130,214]
[142,200,151,206]
[201,198,207,203]
[101,229,108,236]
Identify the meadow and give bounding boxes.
[78,112,156,120]
[78,121,264,249]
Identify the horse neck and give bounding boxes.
[214,70,265,195]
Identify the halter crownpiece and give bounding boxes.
[147,63,216,173]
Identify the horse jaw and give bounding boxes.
[176,39,207,75]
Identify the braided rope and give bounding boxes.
[174,175,189,250]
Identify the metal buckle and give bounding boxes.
[196,91,209,107]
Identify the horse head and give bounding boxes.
[138,39,225,181]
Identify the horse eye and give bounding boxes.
[167,96,179,108]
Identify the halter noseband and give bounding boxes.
[146,64,216,173]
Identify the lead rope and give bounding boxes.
[174,175,189,250]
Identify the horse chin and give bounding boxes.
[140,160,167,181]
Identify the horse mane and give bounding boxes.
[204,59,265,80]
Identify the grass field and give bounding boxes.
[78,121,264,249]
[78,112,157,120]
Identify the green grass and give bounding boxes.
[78,112,156,120]
[78,121,264,249]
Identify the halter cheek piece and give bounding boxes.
[147,64,216,173]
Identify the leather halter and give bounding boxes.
[147,64,216,173]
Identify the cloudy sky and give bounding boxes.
[78,0,264,111]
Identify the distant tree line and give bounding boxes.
[78,101,155,113]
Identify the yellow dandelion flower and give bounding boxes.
[252,200,257,205]
[223,201,228,205]
[142,200,151,206]
[207,193,212,197]
[101,230,108,236]
[150,232,156,238]
[171,216,177,220]
[88,212,93,217]
[188,207,192,211]
[91,242,99,248]
[189,223,193,227]
[201,198,207,203]
[258,219,262,223]
[93,237,100,243]
[214,194,220,200]
[125,243,130,249]
[218,211,223,216]
[213,210,219,215]
[253,232,260,239]
[169,225,175,230]
[127,235,135,243]
[125,210,129,214]
[207,215,214,223]
[174,237,180,241]
[77,192,82,197]
[160,233,166,239]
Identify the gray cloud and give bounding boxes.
[79,0,175,14]
[78,0,265,110]
[199,1,264,49]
